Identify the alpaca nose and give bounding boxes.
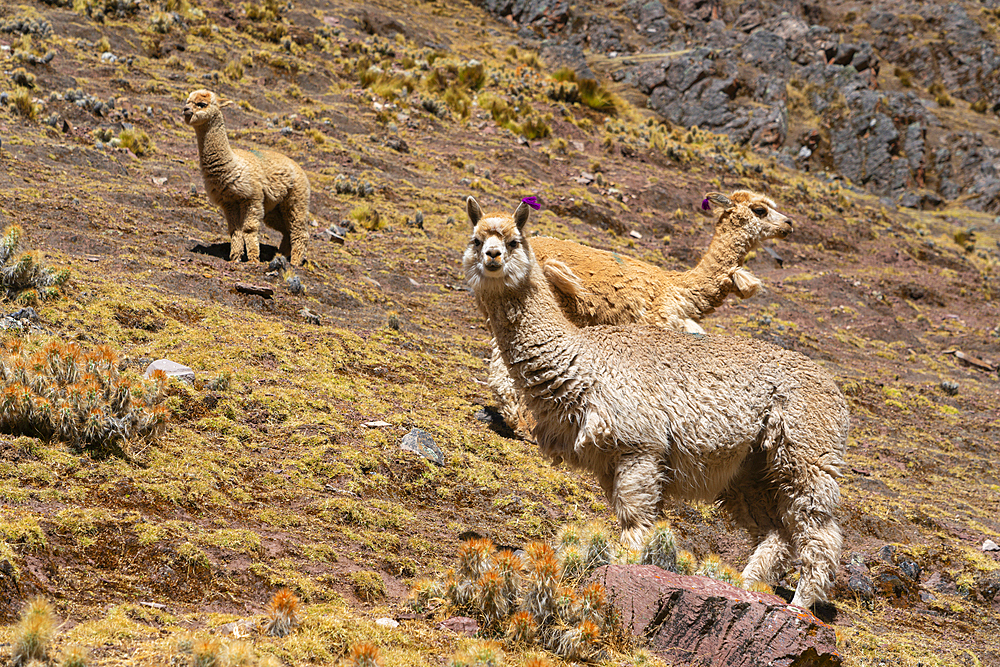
[486,248,501,259]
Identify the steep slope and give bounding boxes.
[0,0,998,664]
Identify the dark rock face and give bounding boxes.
[473,0,570,32]
[468,0,1000,212]
[592,564,842,667]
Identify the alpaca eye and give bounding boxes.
[752,206,767,216]
[508,239,520,249]
[472,238,482,247]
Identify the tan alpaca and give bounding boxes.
[464,196,848,610]
[183,89,310,265]
[488,190,793,435]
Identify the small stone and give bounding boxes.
[285,275,304,295]
[144,359,195,384]
[898,560,921,582]
[629,230,642,239]
[940,380,959,396]
[874,571,911,601]
[877,544,897,563]
[268,255,291,272]
[375,617,399,628]
[10,307,38,321]
[364,421,392,428]
[848,573,875,600]
[385,136,409,153]
[299,307,321,325]
[983,539,1000,552]
[400,428,444,466]
[979,571,1000,601]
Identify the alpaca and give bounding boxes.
[488,190,793,435]
[464,196,848,610]
[183,89,310,265]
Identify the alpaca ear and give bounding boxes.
[219,98,234,108]
[467,196,483,228]
[732,267,762,299]
[513,201,530,230]
[705,192,732,209]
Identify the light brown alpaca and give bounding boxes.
[489,190,793,435]
[183,89,310,265]
[464,196,848,610]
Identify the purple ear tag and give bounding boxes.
[701,197,711,211]
[521,196,541,210]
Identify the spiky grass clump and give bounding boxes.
[59,644,90,667]
[639,520,677,572]
[264,588,301,637]
[349,642,381,667]
[190,636,226,666]
[451,641,504,667]
[695,554,744,587]
[0,225,69,302]
[459,537,496,581]
[11,87,39,120]
[423,535,609,661]
[118,128,153,156]
[12,596,56,666]
[0,339,167,457]
[675,550,697,575]
[409,577,446,610]
[558,544,586,580]
[580,521,614,571]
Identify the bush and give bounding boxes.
[0,339,168,457]
[118,128,153,156]
[350,570,387,602]
[0,225,69,302]
[11,87,38,121]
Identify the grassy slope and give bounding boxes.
[0,0,999,665]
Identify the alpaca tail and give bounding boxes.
[543,259,587,297]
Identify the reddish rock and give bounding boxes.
[438,616,479,636]
[591,564,842,667]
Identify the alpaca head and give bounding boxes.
[704,190,793,299]
[705,190,793,245]
[463,196,533,295]
[183,89,232,128]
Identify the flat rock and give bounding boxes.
[592,564,842,667]
[143,359,195,384]
[400,427,444,465]
[439,616,478,636]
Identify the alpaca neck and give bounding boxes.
[674,221,750,319]
[194,115,238,177]
[477,260,591,406]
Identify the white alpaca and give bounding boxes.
[464,196,848,610]
[488,190,793,436]
[183,89,310,265]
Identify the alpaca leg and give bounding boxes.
[718,450,793,587]
[788,501,842,609]
[611,453,661,549]
[224,203,246,261]
[769,457,842,608]
[487,343,532,437]
[243,199,264,262]
[286,192,310,266]
[742,529,794,587]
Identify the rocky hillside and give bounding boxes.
[0,0,998,665]
[490,0,1000,214]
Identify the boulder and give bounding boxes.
[592,564,842,667]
